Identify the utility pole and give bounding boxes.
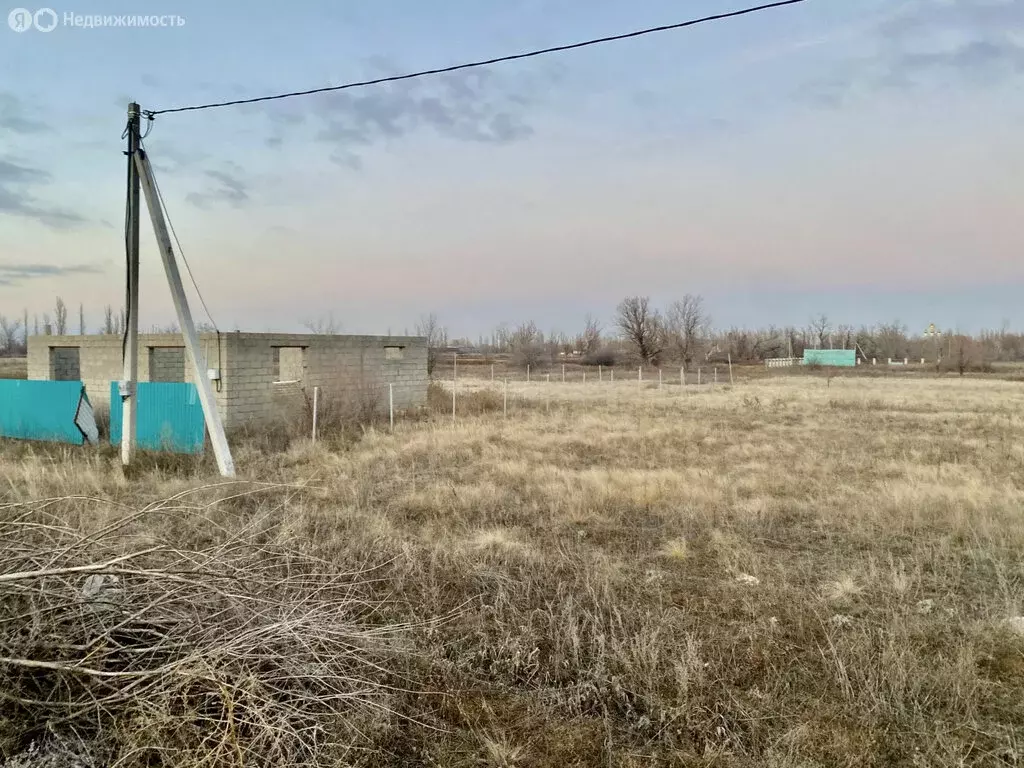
[121,102,141,468]
[135,148,235,477]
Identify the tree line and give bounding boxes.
[0,298,134,356]
[418,296,1022,373]
[4,295,1020,375]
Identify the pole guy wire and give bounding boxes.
[143,0,809,118]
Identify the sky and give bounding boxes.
[2,0,1023,339]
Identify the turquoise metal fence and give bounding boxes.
[803,349,857,367]
[109,382,206,454]
[0,380,97,445]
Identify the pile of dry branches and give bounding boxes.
[0,487,413,767]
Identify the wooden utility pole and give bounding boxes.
[134,148,235,477]
[121,102,141,468]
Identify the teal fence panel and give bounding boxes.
[0,380,90,444]
[109,382,206,454]
[803,349,857,367]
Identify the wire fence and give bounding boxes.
[432,362,744,426]
[440,362,734,386]
[302,363,743,438]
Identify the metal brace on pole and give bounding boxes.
[134,148,235,477]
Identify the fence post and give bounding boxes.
[503,378,508,420]
[583,370,586,384]
[659,368,663,390]
[728,353,734,385]
[312,385,319,443]
[389,383,394,431]
[527,364,530,383]
[714,367,718,385]
[599,365,603,382]
[452,352,457,425]
[491,363,494,381]
[611,369,614,383]
[680,365,685,388]
[562,364,565,383]
[698,368,702,387]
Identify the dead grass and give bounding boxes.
[2,374,1024,766]
[0,358,26,380]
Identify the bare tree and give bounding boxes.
[53,296,68,335]
[835,324,855,350]
[79,303,86,335]
[23,309,28,345]
[577,314,602,356]
[855,326,877,361]
[875,320,908,360]
[302,313,341,334]
[558,331,575,359]
[511,320,545,369]
[0,316,23,355]
[664,294,708,365]
[950,334,984,377]
[101,307,126,336]
[750,327,786,361]
[545,329,568,364]
[33,314,39,336]
[415,313,448,375]
[810,314,831,349]
[42,314,53,336]
[616,296,663,365]
[492,323,512,354]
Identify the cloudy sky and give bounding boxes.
[2,0,1022,337]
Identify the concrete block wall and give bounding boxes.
[28,333,229,419]
[222,333,428,429]
[49,347,81,380]
[148,346,186,382]
[27,332,427,431]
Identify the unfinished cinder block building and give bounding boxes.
[27,332,428,429]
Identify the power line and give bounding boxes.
[144,0,809,118]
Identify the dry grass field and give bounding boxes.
[2,373,1023,767]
